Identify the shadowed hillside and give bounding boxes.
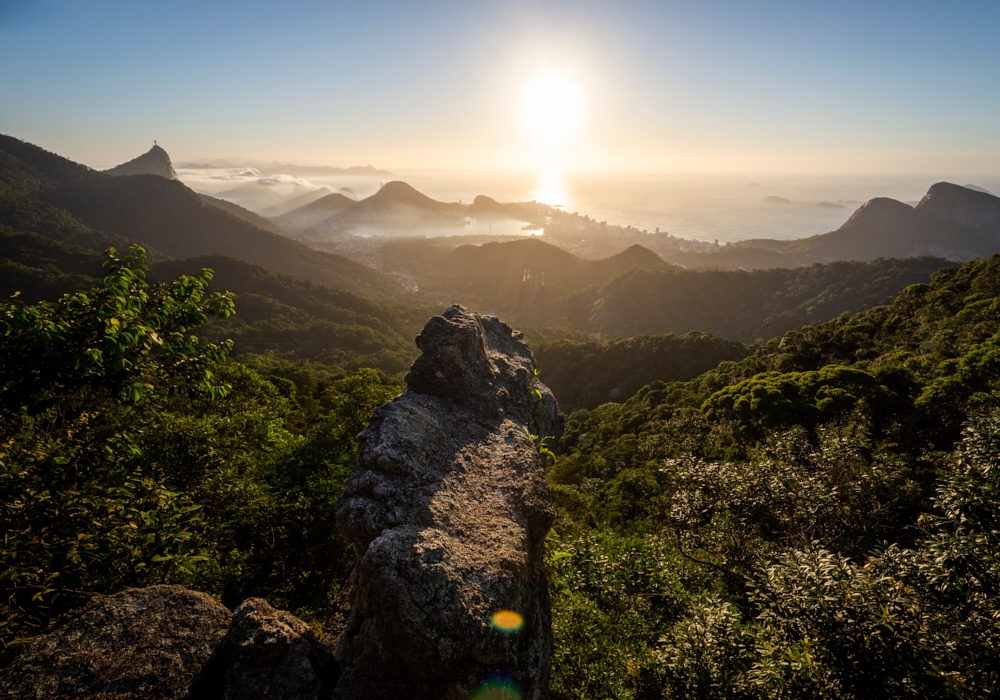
[199,193,287,235]
[566,256,949,341]
[273,191,356,230]
[0,134,401,296]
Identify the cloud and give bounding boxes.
[256,174,314,187]
[175,168,264,182]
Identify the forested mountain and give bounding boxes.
[273,191,356,230]
[0,134,401,296]
[0,227,428,376]
[315,180,466,231]
[0,227,104,301]
[545,254,1000,697]
[389,239,948,340]
[148,256,429,374]
[567,256,949,341]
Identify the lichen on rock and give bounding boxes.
[332,304,562,700]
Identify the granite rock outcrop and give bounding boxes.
[332,304,562,700]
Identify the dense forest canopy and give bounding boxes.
[545,254,1000,698]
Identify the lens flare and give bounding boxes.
[473,679,522,700]
[490,609,524,632]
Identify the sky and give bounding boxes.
[1,0,999,175]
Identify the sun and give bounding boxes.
[520,69,583,158]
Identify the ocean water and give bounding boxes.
[178,168,1000,244]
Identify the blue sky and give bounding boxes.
[1,0,999,173]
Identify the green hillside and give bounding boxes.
[0,230,428,376]
[382,238,948,339]
[148,255,430,374]
[545,254,1000,697]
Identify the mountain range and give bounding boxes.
[0,134,400,296]
[664,182,1000,269]
[139,139,1000,275]
[273,192,358,230]
[6,134,1000,349]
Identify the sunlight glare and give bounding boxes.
[520,69,583,163]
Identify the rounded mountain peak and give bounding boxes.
[841,197,915,230]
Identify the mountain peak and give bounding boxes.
[915,182,1000,238]
[366,181,448,210]
[840,197,915,231]
[105,144,178,179]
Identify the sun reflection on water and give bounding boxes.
[531,169,573,210]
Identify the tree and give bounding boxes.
[0,246,233,657]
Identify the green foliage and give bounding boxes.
[702,365,890,440]
[0,246,233,655]
[0,245,401,659]
[158,364,400,616]
[548,256,1000,699]
[741,413,1000,698]
[547,532,695,699]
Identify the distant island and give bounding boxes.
[748,182,761,187]
[763,196,791,204]
[816,201,846,209]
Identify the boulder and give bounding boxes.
[0,585,230,700]
[332,305,561,699]
[188,598,338,700]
